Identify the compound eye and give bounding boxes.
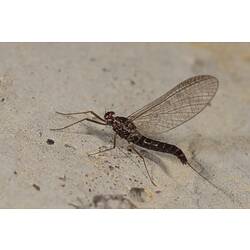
[108,111,115,117]
[104,111,114,120]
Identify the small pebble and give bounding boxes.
[109,165,114,170]
[32,184,40,191]
[46,139,55,145]
[130,80,136,85]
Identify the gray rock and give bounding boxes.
[0,43,249,208]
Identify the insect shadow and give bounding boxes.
[84,125,172,177]
[134,149,171,177]
[55,123,172,178]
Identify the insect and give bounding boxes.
[51,75,219,186]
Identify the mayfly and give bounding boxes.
[51,75,219,186]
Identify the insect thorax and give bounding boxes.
[112,116,141,142]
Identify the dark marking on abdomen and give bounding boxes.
[133,136,187,164]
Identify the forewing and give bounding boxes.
[128,75,219,136]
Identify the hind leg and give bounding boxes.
[128,145,157,187]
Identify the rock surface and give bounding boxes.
[0,43,249,208]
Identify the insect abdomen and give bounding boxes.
[134,136,187,164]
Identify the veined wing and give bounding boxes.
[128,75,219,136]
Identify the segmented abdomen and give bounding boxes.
[133,136,187,164]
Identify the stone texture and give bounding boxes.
[0,43,249,208]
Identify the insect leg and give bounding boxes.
[50,118,106,131]
[128,145,157,187]
[56,110,105,122]
[88,133,117,156]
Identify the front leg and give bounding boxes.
[50,117,106,131]
[56,110,105,122]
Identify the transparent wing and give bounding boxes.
[128,75,219,136]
